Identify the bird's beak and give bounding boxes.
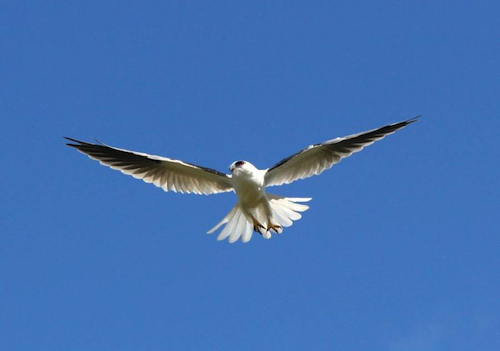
[230,165,234,172]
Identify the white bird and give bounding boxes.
[65,116,418,243]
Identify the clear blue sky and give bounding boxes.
[2,1,499,350]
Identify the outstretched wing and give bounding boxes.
[65,138,233,195]
[264,116,419,187]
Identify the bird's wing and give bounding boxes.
[65,138,233,195]
[264,116,419,187]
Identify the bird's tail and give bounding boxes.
[207,194,311,243]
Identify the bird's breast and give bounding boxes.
[232,171,265,207]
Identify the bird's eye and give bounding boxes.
[235,161,245,167]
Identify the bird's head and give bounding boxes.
[229,160,251,173]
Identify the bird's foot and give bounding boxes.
[251,216,266,234]
[267,223,282,234]
[253,224,266,234]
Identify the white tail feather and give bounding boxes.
[206,206,237,234]
[216,208,239,241]
[207,195,311,243]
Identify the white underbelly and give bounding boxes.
[233,177,265,208]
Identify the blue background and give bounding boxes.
[2,1,499,350]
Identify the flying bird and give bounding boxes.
[65,116,418,243]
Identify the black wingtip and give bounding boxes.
[405,115,421,124]
[391,116,420,129]
[64,137,97,149]
[64,136,87,143]
[63,137,103,147]
[64,136,80,148]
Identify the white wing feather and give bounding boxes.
[65,138,233,195]
[264,117,419,187]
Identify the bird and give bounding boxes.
[65,116,419,243]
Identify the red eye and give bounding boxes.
[235,161,245,167]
